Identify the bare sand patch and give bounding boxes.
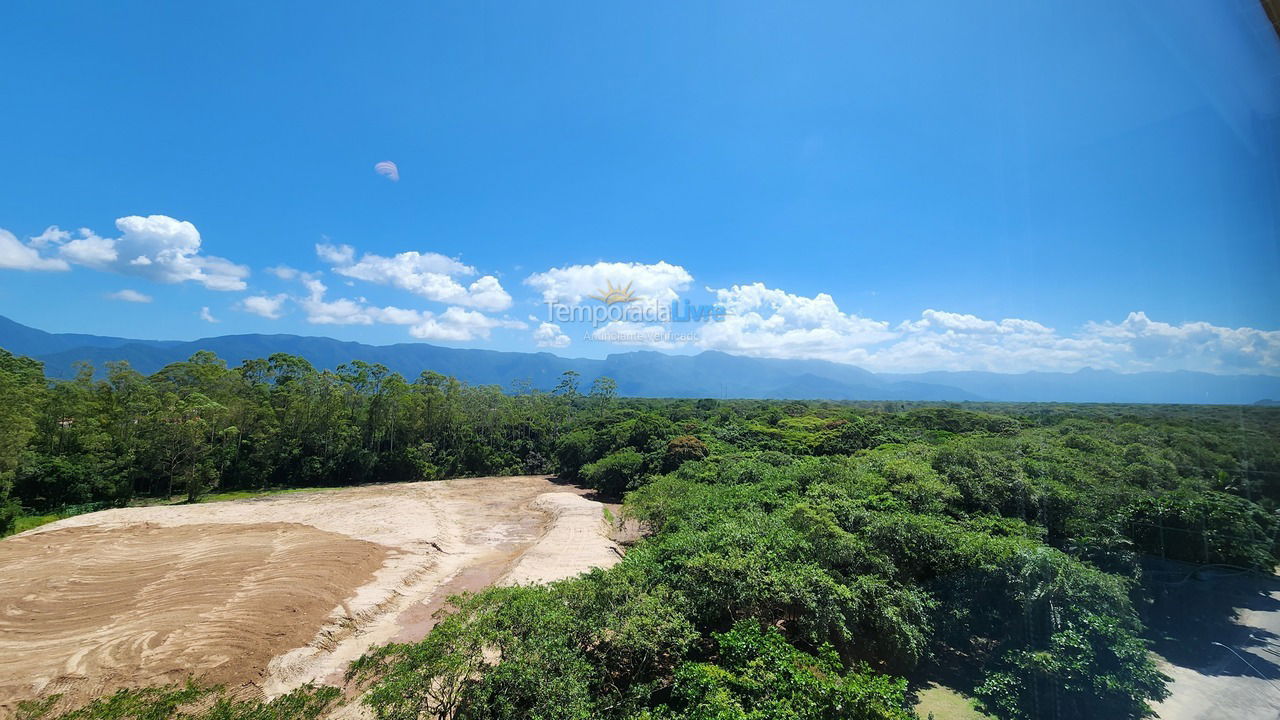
[0,476,620,716]
[500,493,622,586]
[0,522,385,715]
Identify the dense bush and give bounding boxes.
[581,449,647,496]
[663,434,708,471]
[657,621,914,720]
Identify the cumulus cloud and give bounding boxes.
[1083,311,1280,372]
[852,309,1279,374]
[106,289,152,303]
[899,309,1052,335]
[199,306,219,323]
[0,228,70,271]
[682,286,1107,373]
[533,322,571,348]
[409,307,526,342]
[59,229,118,267]
[695,283,895,361]
[28,226,71,249]
[677,283,1280,374]
[861,311,1102,373]
[524,261,693,305]
[316,243,356,265]
[266,265,299,280]
[34,216,249,290]
[318,243,512,311]
[292,272,524,341]
[297,274,405,325]
[237,293,289,319]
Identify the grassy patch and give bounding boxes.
[195,486,331,503]
[9,514,62,535]
[913,682,994,720]
[128,485,335,508]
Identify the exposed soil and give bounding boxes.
[0,522,386,715]
[0,476,621,717]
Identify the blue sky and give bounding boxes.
[1,1,1278,374]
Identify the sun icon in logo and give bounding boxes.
[590,280,638,305]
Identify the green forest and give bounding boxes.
[4,346,1280,720]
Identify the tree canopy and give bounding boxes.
[5,347,1280,720]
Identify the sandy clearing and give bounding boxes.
[0,475,621,716]
[0,522,386,715]
[500,493,621,586]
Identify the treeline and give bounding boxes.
[0,348,608,527]
[6,347,1280,719]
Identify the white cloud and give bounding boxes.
[237,293,289,319]
[38,216,249,290]
[292,272,523,341]
[460,275,514,311]
[1083,311,1280,373]
[318,243,512,311]
[28,226,71,248]
[194,256,250,291]
[409,307,526,342]
[0,228,70,271]
[533,322,571,348]
[59,228,118,266]
[316,243,356,265]
[524,261,693,305]
[371,306,429,325]
[857,309,1280,374]
[297,274,380,325]
[898,309,1053,335]
[686,288,1102,373]
[860,311,1103,373]
[106,289,152,303]
[8,218,1275,376]
[695,283,895,361]
[679,283,1280,374]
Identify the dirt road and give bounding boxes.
[0,476,621,716]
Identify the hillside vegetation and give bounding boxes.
[3,347,1279,719]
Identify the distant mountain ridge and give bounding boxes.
[2,315,1278,404]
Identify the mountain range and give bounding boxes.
[2,315,1278,405]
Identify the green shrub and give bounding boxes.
[0,496,18,535]
[658,621,913,720]
[582,449,647,496]
[663,435,708,471]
